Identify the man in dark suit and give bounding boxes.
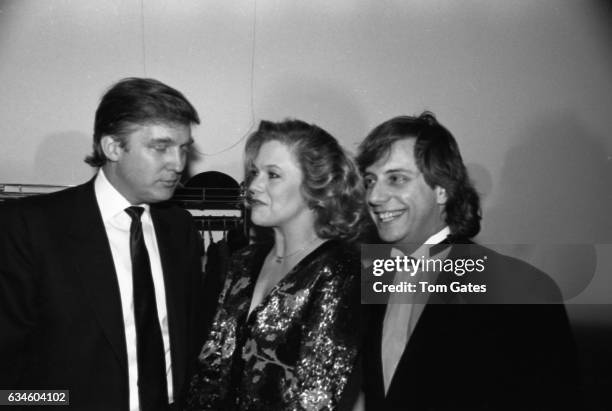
[356,112,581,410]
[0,78,204,410]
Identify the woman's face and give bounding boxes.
[248,140,311,229]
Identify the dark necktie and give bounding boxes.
[125,206,169,410]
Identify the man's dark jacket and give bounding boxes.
[0,180,205,410]
[363,240,582,410]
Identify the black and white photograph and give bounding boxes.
[1,1,611,410]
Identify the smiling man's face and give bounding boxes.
[363,138,446,244]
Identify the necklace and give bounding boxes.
[274,236,320,263]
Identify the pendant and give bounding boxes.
[275,256,283,263]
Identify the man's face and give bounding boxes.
[363,138,446,244]
[103,123,193,204]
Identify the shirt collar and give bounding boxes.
[390,226,451,259]
[424,226,450,245]
[94,168,150,223]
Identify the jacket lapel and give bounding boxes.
[384,240,470,396]
[68,180,128,370]
[365,304,387,401]
[151,207,187,396]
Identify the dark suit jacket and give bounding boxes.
[0,180,204,410]
[363,241,582,411]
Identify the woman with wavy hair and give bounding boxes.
[185,119,366,411]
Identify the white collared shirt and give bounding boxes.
[423,226,450,247]
[94,169,173,410]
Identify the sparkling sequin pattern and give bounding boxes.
[185,240,361,411]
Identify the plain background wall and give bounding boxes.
[1,1,611,404]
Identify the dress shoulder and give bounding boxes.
[310,240,361,279]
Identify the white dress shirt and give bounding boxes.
[94,169,173,411]
[381,226,451,392]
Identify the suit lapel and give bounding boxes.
[366,304,387,401]
[384,241,468,396]
[68,181,128,370]
[151,207,188,395]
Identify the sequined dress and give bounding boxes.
[185,240,361,411]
